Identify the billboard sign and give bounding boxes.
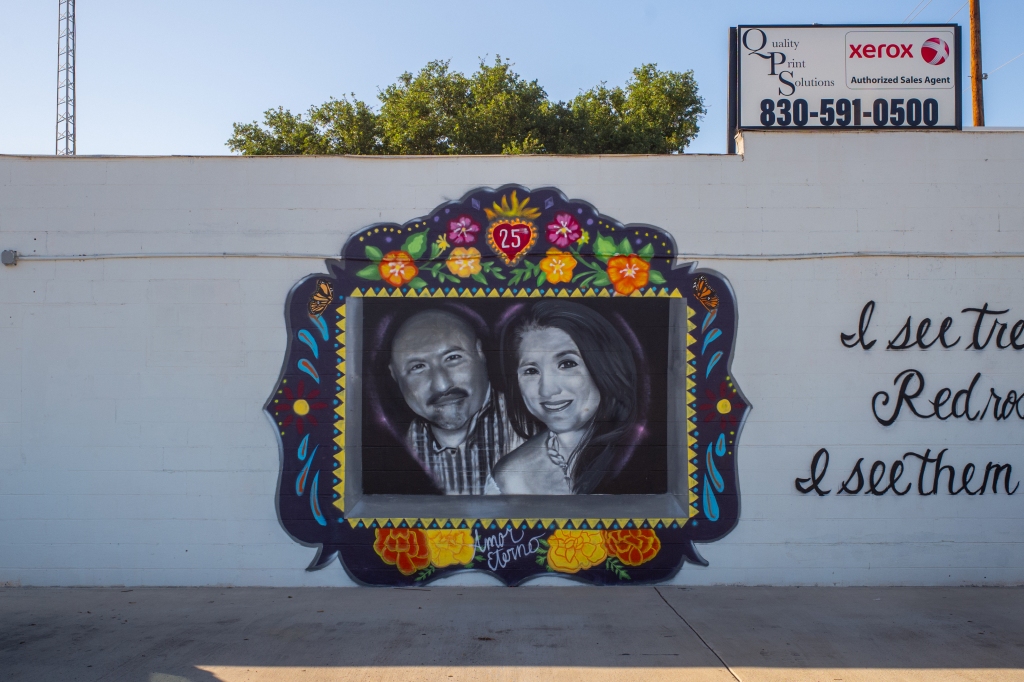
[733,25,961,131]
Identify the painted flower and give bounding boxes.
[424,529,476,568]
[607,254,650,295]
[696,381,743,428]
[446,247,482,278]
[546,530,607,573]
[435,233,450,253]
[539,248,577,284]
[578,229,590,245]
[448,215,480,245]
[379,251,418,287]
[373,528,431,576]
[271,380,327,435]
[546,212,582,248]
[603,529,661,566]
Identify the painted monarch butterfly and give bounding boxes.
[692,275,719,311]
[307,279,334,317]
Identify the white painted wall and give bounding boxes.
[1,130,1023,586]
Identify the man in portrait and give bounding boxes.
[388,308,520,495]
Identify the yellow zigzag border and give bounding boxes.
[344,518,689,530]
[349,286,684,299]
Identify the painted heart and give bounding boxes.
[488,221,537,265]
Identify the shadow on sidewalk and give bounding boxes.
[2,585,1023,681]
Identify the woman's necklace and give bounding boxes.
[545,432,573,490]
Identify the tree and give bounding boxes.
[227,58,704,156]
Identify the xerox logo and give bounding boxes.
[849,43,915,59]
[921,37,949,65]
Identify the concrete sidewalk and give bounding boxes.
[2,586,1023,681]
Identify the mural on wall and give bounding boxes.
[267,185,748,585]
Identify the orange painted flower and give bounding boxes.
[607,254,650,295]
[603,529,661,566]
[424,529,476,567]
[379,251,418,287]
[546,530,607,573]
[446,247,482,278]
[373,528,430,575]
[539,248,577,284]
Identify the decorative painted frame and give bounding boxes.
[267,185,747,585]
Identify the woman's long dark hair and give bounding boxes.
[499,300,638,494]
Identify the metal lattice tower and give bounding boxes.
[56,0,76,156]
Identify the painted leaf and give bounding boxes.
[638,243,655,261]
[402,230,429,260]
[594,233,617,261]
[649,269,667,285]
[365,245,383,263]
[355,264,382,280]
[471,272,487,285]
[592,271,611,287]
[618,238,633,256]
[408,277,428,290]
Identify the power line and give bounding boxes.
[988,49,1024,75]
[947,1,969,22]
[903,0,930,22]
[904,0,936,23]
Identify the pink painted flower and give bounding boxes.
[546,212,582,248]
[448,215,480,245]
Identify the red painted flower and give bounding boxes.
[272,380,328,435]
[696,381,742,428]
[448,215,480,245]
[604,529,661,566]
[546,212,582,248]
[374,528,431,575]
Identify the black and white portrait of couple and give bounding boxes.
[362,298,670,496]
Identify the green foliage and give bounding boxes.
[605,557,631,580]
[228,59,704,156]
[401,230,430,260]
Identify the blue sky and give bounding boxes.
[1,0,1021,156]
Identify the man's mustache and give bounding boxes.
[427,387,470,406]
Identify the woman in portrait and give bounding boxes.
[490,300,638,494]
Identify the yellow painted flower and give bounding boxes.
[546,530,607,573]
[578,229,590,245]
[435,233,450,253]
[539,248,577,284]
[446,247,482,278]
[424,529,476,567]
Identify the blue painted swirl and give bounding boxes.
[706,441,724,494]
[297,329,319,359]
[296,451,315,496]
[716,433,727,457]
[701,309,718,334]
[702,475,720,522]
[310,471,327,526]
[701,329,722,355]
[310,314,329,341]
[705,351,723,378]
[297,358,320,384]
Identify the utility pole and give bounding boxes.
[56,0,76,155]
[969,0,984,126]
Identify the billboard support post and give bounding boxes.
[727,27,738,154]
